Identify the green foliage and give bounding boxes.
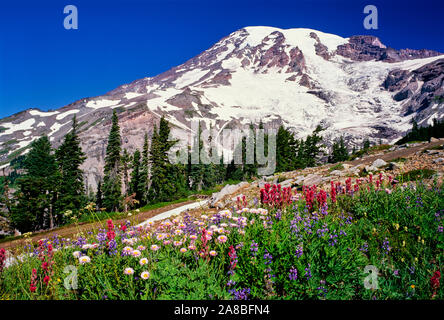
[10,136,59,231]
[276,125,298,172]
[396,169,436,182]
[328,163,344,172]
[103,111,122,212]
[328,136,349,164]
[55,116,87,219]
[396,118,444,145]
[129,149,143,204]
[149,117,181,202]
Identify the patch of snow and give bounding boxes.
[0,118,35,135]
[55,109,79,120]
[173,68,210,89]
[125,92,144,100]
[29,109,59,117]
[86,99,120,109]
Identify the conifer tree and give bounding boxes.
[11,136,59,231]
[55,116,86,220]
[276,125,297,172]
[139,133,150,204]
[328,136,349,163]
[130,149,143,203]
[103,110,122,212]
[149,117,177,201]
[96,180,103,211]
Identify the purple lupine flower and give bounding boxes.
[393,269,399,276]
[228,288,250,300]
[295,245,303,258]
[250,241,259,257]
[359,242,368,253]
[317,280,327,298]
[263,250,273,265]
[304,264,312,281]
[438,226,443,233]
[226,280,236,287]
[328,231,338,246]
[381,238,391,255]
[108,239,117,256]
[289,266,298,281]
[275,210,282,221]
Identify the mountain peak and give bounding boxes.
[1,27,443,190]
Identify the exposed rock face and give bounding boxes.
[382,58,444,123]
[310,32,331,60]
[336,35,442,62]
[0,26,443,191]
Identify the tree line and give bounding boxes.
[1,111,362,233]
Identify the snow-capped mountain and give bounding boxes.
[0,26,443,189]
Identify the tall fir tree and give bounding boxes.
[276,125,298,172]
[96,180,103,211]
[149,117,177,201]
[103,110,122,212]
[130,149,143,203]
[328,136,348,163]
[55,116,86,220]
[11,136,59,231]
[139,133,150,204]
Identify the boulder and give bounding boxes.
[303,174,323,186]
[330,170,346,176]
[209,182,249,207]
[372,158,387,168]
[433,158,444,164]
[279,179,293,188]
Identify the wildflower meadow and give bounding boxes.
[0,175,442,300]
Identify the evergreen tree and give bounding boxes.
[149,117,177,201]
[189,122,206,190]
[328,136,349,163]
[96,180,103,211]
[243,123,258,178]
[302,125,324,168]
[276,125,298,172]
[139,133,150,204]
[130,149,143,203]
[11,136,59,231]
[103,111,122,212]
[55,116,86,220]
[363,138,371,150]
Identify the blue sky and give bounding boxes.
[0,0,443,118]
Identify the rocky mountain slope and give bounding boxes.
[0,26,443,190]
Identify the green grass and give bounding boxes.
[425,145,444,151]
[329,163,344,172]
[3,139,17,146]
[391,157,407,163]
[396,169,436,182]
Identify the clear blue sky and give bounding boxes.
[1,0,443,118]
